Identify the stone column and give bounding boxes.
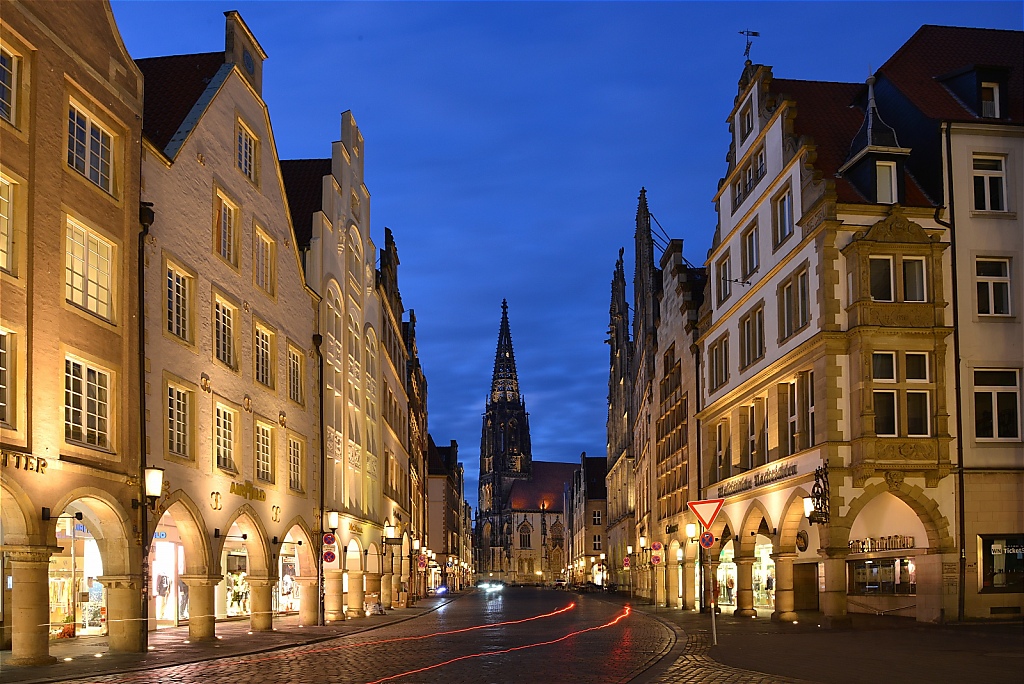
[346,570,364,618]
[734,557,756,617]
[97,575,144,652]
[391,569,401,604]
[770,553,799,622]
[365,571,382,609]
[820,548,852,628]
[380,571,394,608]
[181,576,218,641]
[248,578,275,631]
[323,570,345,622]
[6,546,59,666]
[684,558,697,610]
[294,576,319,626]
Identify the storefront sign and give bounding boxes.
[849,535,915,553]
[349,522,364,535]
[1,450,47,474]
[716,462,799,498]
[229,480,266,501]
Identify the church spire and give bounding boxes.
[490,299,520,403]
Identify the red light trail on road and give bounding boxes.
[364,606,632,684]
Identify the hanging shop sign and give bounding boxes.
[849,535,915,553]
[229,480,266,501]
[716,462,799,498]
[1,450,47,474]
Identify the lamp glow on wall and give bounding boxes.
[133,466,164,510]
[327,510,340,533]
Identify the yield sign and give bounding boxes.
[688,498,725,529]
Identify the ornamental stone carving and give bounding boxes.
[876,441,934,460]
[863,210,932,244]
[885,471,905,490]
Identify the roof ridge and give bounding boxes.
[134,50,224,63]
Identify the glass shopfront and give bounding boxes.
[717,546,736,606]
[218,523,250,618]
[980,535,1024,593]
[848,557,917,595]
[149,515,189,627]
[274,542,301,614]
[752,540,776,609]
[49,514,106,639]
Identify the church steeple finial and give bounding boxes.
[490,299,520,403]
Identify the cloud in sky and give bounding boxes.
[112,0,1021,507]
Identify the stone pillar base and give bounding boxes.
[772,610,800,622]
[248,579,275,631]
[324,570,345,622]
[734,607,757,617]
[181,576,218,642]
[98,575,144,653]
[7,546,61,667]
[821,614,853,629]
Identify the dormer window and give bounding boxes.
[740,101,754,141]
[876,161,897,204]
[981,82,999,118]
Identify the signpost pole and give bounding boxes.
[708,523,717,646]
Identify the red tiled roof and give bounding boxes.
[878,25,1023,122]
[136,52,226,154]
[769,78,934,207]
[507,461,579,512]
[281,159,332,249]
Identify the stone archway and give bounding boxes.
[344,539,365,617]
[839,481,954,553]
[149,491,212,637]
[218,506,273,631]
[771,487,813,622]
[2,476,51,664]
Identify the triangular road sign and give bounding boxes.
[688,498,725,529]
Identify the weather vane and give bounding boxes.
[739,29,760,59]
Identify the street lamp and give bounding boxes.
[676,547,684,607]
[599,552,606,588]
[803,463,830,525]
[327,510,340,534]
[626,545,634,599]
[409,538,421,602]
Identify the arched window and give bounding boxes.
[519,522,532,549]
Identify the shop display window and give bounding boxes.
[49,514,106,639]
[848,557,916,596]
[980,535,1024,593]
[717,547,736,606]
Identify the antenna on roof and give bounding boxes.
[739,29,760,59]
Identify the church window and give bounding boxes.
[519,527,531,548]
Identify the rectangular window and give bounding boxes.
[876,161,896,204]
[746,404,757,463]
[215,193,238,265]
[288,347,302,403]
[215,404,236,471]
[237,122,257,181]
[592,535,602,551]
[848,558,916,596]
[974,369,1020,440]
[977,258,1011,316]
[214,298,235,368]
[874,390,898,436]
[980,535,1024,593]
[167,384,190,457]
[717,253,732,304]
[254,229,274,294]
[64,358,109,449]
[740,101,754,140]
[67,104,112,193]
[807,371,816,447]
[592,510,602,526]
[255,325,273,387]
[870,257,894,302]
[873,352,896,381]
[710,337,729,390]
[981,82,1000,118]
[166,265,190,340]
[0,331,8,425]
[906,353,929,382]
[903,258,926,302]
[741,306,764,367]
[0,176,12,272]
[907,391,930,437]
[0,47,15,123]
[741,223,759,277]
[288,437,302,491]
[255,422,273,482]
[66,218,113,320]
[782,281,794,338]
[520,530,531,548]
[798,270,810,326]
[715,421,727,475]
[973,156,1006,212]
[774,189,794,245]
[787,382,799,454]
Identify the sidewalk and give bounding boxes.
[0,596,455,684]
[586,591,1024,684]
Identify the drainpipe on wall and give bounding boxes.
[137,201,154,650]
[313,333,325,626]
[937,122,966,623]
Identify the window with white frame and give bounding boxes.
[715,420,728,476]
[876,161,897,204]
[167,384,190,458]
[774,188,794,246]
[740,305,764,367]
[255,422,273,482]
[780,268,810,340]
[973,156,1006,212]
[717,252,732,304]
[288,346,302,403]
[0,47,16,124]
[807,371,816,446]
[977,258,1011,316]
[593,534,602,551]
[907,391,930,436]
[709,336,729,390]
[873,351,896,382]
[64,357,109,449]
[65,218,113,320]
[237,121,257,182]
[0,175,12,273]
[288,437,302,490]
[874,390,898,436]
[0,331,9,426]
[903,258,926,302]
[760,397,770,462]
[214,192,238,265]
[214,298,236,368]
[787,381,799,454]
[166,264,190,341]
[215,403,236,470]
[255,324,274,387]
[981,82,1000,118]
[592,510,602,526]
[974,369,1020,440]
[741,222,759,277]
[740,100,754,140]
[254,228,274,294]
[906,353,929,382]
[67,103,113,193]
[870,257,894,302]
[745,404,757,463]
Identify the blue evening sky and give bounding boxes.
[110,1,1022,507]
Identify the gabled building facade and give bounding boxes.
[567,452,608,586]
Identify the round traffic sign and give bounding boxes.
[651,541,663,552]
[323,550,337,563]
[651,554,662,565]
[622,557,631,568]
[323,532,336,546]
[699,531,715,549]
